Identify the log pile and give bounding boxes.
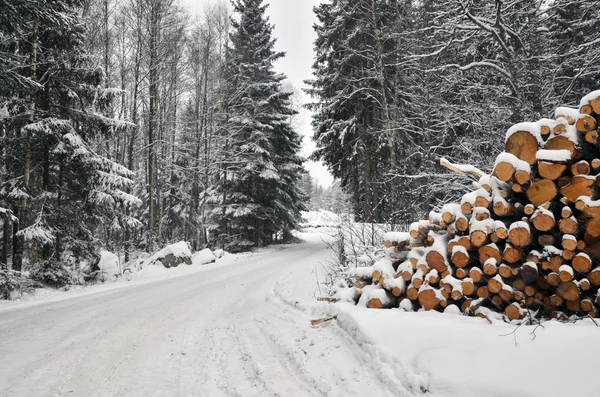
[349,90,600,322]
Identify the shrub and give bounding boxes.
[30,260,74,289]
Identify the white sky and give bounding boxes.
[182,0,333,187]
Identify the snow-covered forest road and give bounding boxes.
[0,234,398,397]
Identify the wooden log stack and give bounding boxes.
[350,90,600,322]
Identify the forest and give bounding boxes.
[1,0,599,286]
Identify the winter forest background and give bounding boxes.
[1,0,599,282]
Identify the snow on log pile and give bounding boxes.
[342,90,600,322]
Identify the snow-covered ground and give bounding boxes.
[0,233,401,397]
[1,229,599,396]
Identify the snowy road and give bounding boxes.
[0,234,401,397]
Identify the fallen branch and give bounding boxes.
[317,297,341,303]
[310,315,337,326]
[440,157,486,180]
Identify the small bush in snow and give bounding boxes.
[30,260,74,289]
[0,269,33,300]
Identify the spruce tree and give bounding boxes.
[207,0,305,252]
[0,0,141,272]
[306,0,401,223]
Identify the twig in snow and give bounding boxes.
[310,315,337,326]
[317,297,341,303]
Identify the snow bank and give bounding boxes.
[300,210,340,227]
[192,248,216,265]
[335,305,600,397]
[97,251,121,279]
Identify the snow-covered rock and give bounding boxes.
[192,249,216,265]
[97,251,121,280]
[152,241,192,268]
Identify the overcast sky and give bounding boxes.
[183,0,333,187]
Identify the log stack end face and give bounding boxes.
[348,90,600,322]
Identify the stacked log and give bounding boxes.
[350,90,600,322]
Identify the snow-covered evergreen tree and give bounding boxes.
[306,0,402,223]
[0,0,141,271]
[207,0,305,252]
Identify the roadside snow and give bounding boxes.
[97,250,122,279]
[192,248,216,265]
[333,306,600,397]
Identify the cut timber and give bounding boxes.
[462,280,476,296]
[470,230,488,248]
[558,265,574,282]
[521,262,539,285]
[588,268,600,286]
[562,235,577,251]
[538,234,555,246]
[508,222,530,247]
[455,216,469,232]
[417,289,441,311]
[585,130,598,144]
[451,248,472,268]
[532,210,555,232]
[571,160,591,176]
[406,286,418,300]
[557,176,572,188]
[551,294,563,307]
[455,268,469,279]
[477,286,489,299]
[483,259,498,276]
[503,244,521,264]
[505,131,539,165]
[559,217,578,234]
[554,122,567,135]
[585,218,600,240]
[576,198,600,218]
[556,281,580,301]
[512,278,526,292]
[591,97,600,114]
[561,206,573,219]
[494,161,515,182]
[367,296,396,309]
[566,299,581,312]
[469,267,484,283]
[515,170,531,185]
[498,264,513,278]
[426,250,447,273]
[526,179,558,207]
[581,299,595,315]
[560,176,594,203]
[576,114,597,132]
[488,276,503,294]
[572,253,592,273]
[479,244,502,266]
[493,200,513,217]
[580,104,594,115]
[544,136,576,159]
[538,162,566,180]
[547,273,560,287]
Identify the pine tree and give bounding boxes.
[207,0,305,252]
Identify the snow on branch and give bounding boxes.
[440,157,485,180]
